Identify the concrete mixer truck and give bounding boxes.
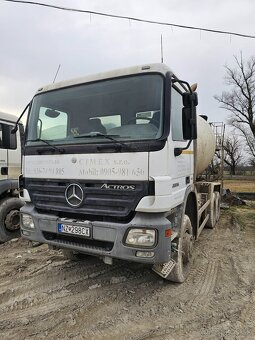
[18,63,221,282]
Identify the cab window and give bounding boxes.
[171,88,184,141]
[0,123,17,149]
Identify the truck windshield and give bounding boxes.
[26,74,164,146]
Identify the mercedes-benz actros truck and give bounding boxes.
[19,64,220,282]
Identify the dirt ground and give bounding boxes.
[0,205,255,340]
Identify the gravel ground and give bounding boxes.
[0,207,255,340]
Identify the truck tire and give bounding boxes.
[215,192,221,222]
[0,197,24,243]
[206,192,219,229]
[166,214,193,283]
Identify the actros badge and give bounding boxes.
[65,183,84,207]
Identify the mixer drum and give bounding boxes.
[196,116,216,175]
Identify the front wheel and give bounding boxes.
[0,197,24,243]
[166,214,194,283]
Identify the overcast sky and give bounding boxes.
[1,0,255,124]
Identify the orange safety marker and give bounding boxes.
[165,229,172,237]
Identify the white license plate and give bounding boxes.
[58,223,91,237]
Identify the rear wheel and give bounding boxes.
[215,192,221,222]
[206,192,220,229]
[0,197,24,243]
[166,214,194,283]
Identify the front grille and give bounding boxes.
[25,178,154,221]
[43,231,114,251]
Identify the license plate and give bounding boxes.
[58,223,91,238]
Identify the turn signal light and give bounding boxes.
[165,229,172,237]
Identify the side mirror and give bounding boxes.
[182,92,198,140]
[183,92,198,107]
[11,126,18,134]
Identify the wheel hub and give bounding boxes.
[5,210,20,231]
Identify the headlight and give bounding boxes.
[21,214,35,229]
[125,229,156,247]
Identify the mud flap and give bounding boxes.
[152,259,176,279]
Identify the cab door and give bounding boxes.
[170,87,194,200]
[0,123,8,180]
[7,123,21,180]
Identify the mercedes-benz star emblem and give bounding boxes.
[65,183,84,207]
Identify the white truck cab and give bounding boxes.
[19,64,220,282]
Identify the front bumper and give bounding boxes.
[20,204,172,264]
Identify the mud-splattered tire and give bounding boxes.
[166,214,194,283]
[0,197,24,243]
[206,192,219,229]
[215,192,221,222]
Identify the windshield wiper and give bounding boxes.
[74,132,133,151]
[27,138,65,154]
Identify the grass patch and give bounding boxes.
[223,179,255,193]
[228,204,255,230]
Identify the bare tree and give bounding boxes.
[223,134,243,175]
[205,156,222,181]
[249,157,255,168]
[215,53,255,162]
